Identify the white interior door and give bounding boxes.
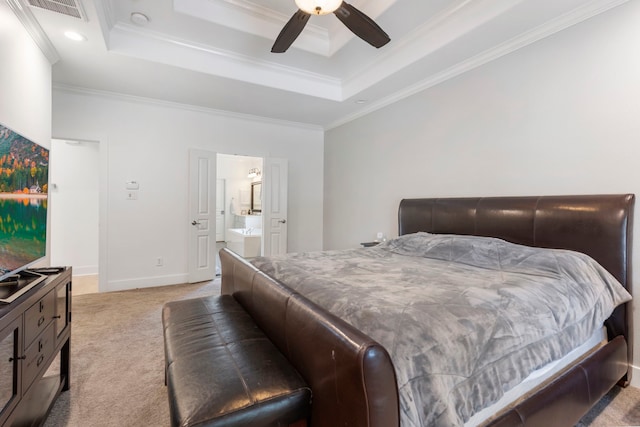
[188,149,216,283]
[262,158,288,256]
[50,139,99,276]
[216,179,225,242]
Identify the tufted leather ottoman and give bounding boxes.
[162,295,311,427]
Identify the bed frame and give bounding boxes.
[220,194,634,427]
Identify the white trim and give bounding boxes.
[69,264,98,276]
[630,364,640,388]
[52,83,324,132]
[109,22,342,100]
[6,0,60,64]
[327,0,628,130]
[93,0,115,47]
[98,137,109,293]
[173,0,398,56]
[340,0,477,100]
[106,274,189,292]
[65,0,630,131]
[174,0,331,55]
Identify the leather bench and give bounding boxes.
[162,294,311,427]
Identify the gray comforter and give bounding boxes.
[250,232,632,427]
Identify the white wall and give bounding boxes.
[324,1,640,385]
[52,90,324,291]
[0,3,52,265]
[0,5,51,147]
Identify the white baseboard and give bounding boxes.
[105,273,189,292]
[70,265,98,276]
[630,364,640,388]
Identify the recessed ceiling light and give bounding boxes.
[64,31,86,42]
[131,12,150,26]
[355,99,368,104]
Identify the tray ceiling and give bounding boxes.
[12,0,628,128]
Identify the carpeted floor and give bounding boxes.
[44,280,216,427]
[42,280,640,427]
[577,385,640,427]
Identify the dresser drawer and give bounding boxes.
[24,290,55,348]
[22,323,55,391]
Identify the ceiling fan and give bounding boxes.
[272,0,390,53]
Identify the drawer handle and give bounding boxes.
[53,315,61,319]
[39,301,44,312]
[8,356,26,362]
[36,354,44,367]
[37,316,45,327]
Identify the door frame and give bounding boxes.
[49,135,108,292]
[216,178,226,242]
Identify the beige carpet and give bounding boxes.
[44,280,216,427]
[43,281,640,427]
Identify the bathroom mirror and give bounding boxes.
[250,181,262,213]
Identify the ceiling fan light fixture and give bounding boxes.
[294,0,342,15]
[272,0,389,53]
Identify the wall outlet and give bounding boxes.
[155,257,164,267]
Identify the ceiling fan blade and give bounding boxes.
[334,2,390,48]
[272,10,311,53]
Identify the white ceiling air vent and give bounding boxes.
[27,0,87,20]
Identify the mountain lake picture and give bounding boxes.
[0,124,48,276]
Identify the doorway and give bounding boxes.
[215,154,264,273]
[188,151,288,278]
[50,139,99,295]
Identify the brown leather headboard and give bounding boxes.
[398,194,635,380]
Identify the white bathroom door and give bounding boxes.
[262,158,288,256]
[188,149,216,283]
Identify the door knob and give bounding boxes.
[278,219,287,224]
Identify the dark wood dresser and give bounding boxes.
[0,267,71,427]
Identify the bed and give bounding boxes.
[219,194,634,427]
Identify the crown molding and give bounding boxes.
[6,0,59,64]
[93,0,115,48]
[174,0,398,56]
[174,0,332,55]
[109,22,342,100]
[329,0,628,130]
[52,83,324,132]
[340,0,476,101]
